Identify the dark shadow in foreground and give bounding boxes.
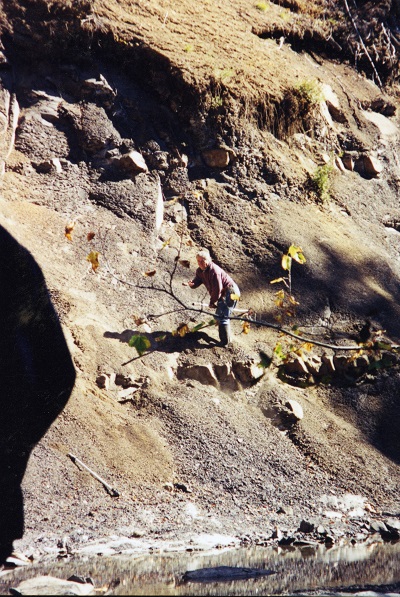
[0,226,75,565]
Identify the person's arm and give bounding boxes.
[188,269,203,289]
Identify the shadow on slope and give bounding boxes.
[104,328,221,364]
[0,227,75,565]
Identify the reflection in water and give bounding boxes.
[2,541,400,595]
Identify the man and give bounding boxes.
[188,249,240,346]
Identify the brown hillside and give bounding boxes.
[1,0,400,564]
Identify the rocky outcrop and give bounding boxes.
[177,356,265,392]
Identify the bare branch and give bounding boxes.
[343,0,383,88]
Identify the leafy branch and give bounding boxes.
[71,224,400,358]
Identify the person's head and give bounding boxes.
[196,249,211,270]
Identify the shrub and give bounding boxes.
[296,79,324,107]
[312,161,335,202]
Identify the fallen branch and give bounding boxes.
[68,453,120,497]
[192,301,250,313]
[105,269,400,353]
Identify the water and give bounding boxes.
[2,540,400,595]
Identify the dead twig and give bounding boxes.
[343,0,383,88]
[68,453,120,497]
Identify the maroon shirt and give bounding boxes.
[190,262,235,306]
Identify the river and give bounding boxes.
[2,538,400,595]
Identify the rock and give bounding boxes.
[277,505,294,516]
[232,359,265,384]
[298,519,315,534]
[202,148,230,168]
[362,154,384,177]
[271,527,283,539]
[31,159,53,174]
[61,101,121,155]
[4,551,31,568]
[370,520,387,533]
[303,355,322,376]
[177,363,219,387]
[170,201,188,223]
[370,97,396,116]
[262,400,301,429]
[283,356,308,375]
[335,156,346,171]
[319,354,335,376]
[355,354,370,371]
[293,539,317,547]
[30,92,62,123]
[146,150,169,171]
[81,74,116,108]
[51,157,63,173]
[174,482,192,493]
[380,528,400,541]
[321,84,347,123]
[117,387,138,401]
[285,399,303,421]
[326,101,348,123]
[96,374,110,390]
[213,363,242,392]
[67,576,94,586]
[333,355,349,373]
[182,566,276,583]
[385,517,400,531]
[213,363,231,380]
[10,575,96,595]
[89,175,161,232]
[117,150,148,174]
[278,535,295,546]
[115,373,139,388]
[342,154,355,171]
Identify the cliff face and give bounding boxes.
[1,0,400,558]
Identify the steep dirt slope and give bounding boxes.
[1,0,400,558]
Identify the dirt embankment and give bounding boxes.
[1,0,400,561]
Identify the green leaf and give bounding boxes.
[288,245,306,264]
[191,321,207,332]
[281,254,292,271]
[374,341,392,350]
[273,343,285,360]
[128,334,151,356]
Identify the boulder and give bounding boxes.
[61,101,121,155]
[342,154,355,171]
[177,363,219,388]
[283,356,308,375]
[232,359,265,384]
[362,154,384,177]
[117,150,148,174]
[319,354,335,376]
[285,399,303,421]
[214,362,242,392]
